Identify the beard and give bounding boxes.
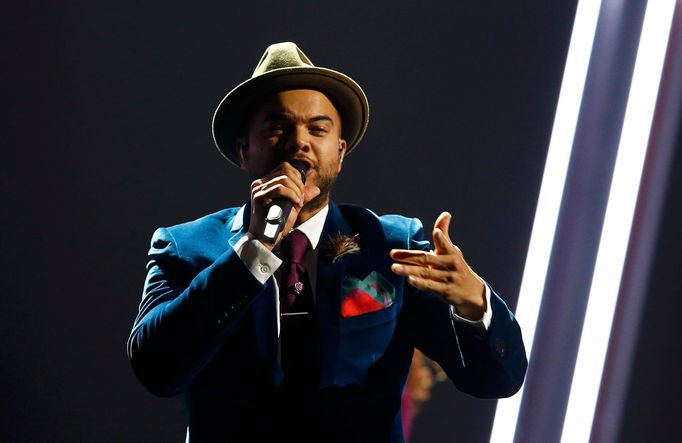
[303,165,338,212]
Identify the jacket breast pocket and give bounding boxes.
[335,303,397,386]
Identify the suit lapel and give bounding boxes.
[229,204,249,233]
[315,203,353,387]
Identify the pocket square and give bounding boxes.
[341,271,395,318]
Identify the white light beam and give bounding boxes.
[560,1,677,441]
[489,1,603,440]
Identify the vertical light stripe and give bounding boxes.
[560,1,677,442]
[489,1,603,441]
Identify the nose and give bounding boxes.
[285,126,311,154]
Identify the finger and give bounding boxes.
[280,162,306,190]
[403,275,450,294]
[433,212,453,254]
[434,212,451,239]
[391,263,455,283]
[433,228,457,255]
[303,184,321,205]
[260,163,306,195]
[250,178,264,192]
[254,183,303,208]
[263,173,304,194]
[256,175,304,205]
[390,249,456,270]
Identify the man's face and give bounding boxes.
[239,89,347,204]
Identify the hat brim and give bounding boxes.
[212,66,369,166]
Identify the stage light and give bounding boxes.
[560,1,677,441]
[488,1,604,441]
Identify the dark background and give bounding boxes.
[2,1,680,441]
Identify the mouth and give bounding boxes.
[290,157,314,175]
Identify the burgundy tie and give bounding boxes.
[279,231,317,388]
[280,230,312,312]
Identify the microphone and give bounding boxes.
[263,160,308,244]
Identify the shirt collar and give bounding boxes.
[294,205,328,249]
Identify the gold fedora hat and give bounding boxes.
[212,42,370,166]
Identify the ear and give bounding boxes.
[337,139,347,172]
[237,137,249,170]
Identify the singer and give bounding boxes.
[127,42,527,442]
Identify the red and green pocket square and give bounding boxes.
[340,271,395,318]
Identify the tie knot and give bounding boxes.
[280,230,310,264]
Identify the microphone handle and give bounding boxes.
[262,161,308,244]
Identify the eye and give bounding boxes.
[309,126,328,136]
[266,124,284,134]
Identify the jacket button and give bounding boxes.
[494,338,506,358]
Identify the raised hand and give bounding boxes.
[390,212,486,320]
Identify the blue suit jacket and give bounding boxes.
[128,203,527,442]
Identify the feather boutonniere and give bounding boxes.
[323,233,361,263]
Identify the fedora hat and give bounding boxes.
[212,42,370,166]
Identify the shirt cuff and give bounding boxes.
[450,282,492,331]
[231,233,282,285]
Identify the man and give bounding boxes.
[128,42,527,442]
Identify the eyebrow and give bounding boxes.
[263,113,334,125]
[308,115,334,125]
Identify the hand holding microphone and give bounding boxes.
[262,160,308,243]
[247,160,320,249]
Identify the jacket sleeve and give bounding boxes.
[404,218,528,398]
[127,227,270,397]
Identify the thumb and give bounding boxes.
[303,184,321,205]
[434,212,451,234]
[433,212,453,254]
